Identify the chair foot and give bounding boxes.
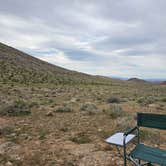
[147,163,152,166]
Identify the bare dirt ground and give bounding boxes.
[0,83,165,166]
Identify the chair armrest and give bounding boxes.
[124,126,138,136]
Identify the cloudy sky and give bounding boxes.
[0,0,166,79]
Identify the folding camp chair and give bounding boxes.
[106,113,166,166]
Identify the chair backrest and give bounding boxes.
[137,113,166,130]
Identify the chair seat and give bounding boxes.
[130,144,166,165]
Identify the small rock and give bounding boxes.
[148,104,157,108]
[154,144,158,148]
[46,111,54,116]
[10,133,17,137]
[5,161,13,166]
[10,154,22,161]
[70,98,78,102]
[98,128,102,132]
[20,133,29,139]
[0,141,21,155]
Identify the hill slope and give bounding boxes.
[0,42,113,85]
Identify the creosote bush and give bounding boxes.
[0,125,15,136]
[106,97,121,103]
[0,100,31,116]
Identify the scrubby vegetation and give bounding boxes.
[0,100,31,116]
[0,83,165,166]
[137,96,158,106]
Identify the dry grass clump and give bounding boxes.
[104,104,125,119]
[56,106,73,113]
[139,129,163,145]
[137,96,157,106]
[69,133,91,144]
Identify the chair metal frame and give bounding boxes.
[122,113,166,166]
[123,126,152,166]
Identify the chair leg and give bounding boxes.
[124,157,127,166]
[138,159,141,165]
[128,156,141,166]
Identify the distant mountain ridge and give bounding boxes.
[127,78,148,83]
[161,81,166,85]
[0,42,114,85]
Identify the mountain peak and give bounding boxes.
[127,77,147,83]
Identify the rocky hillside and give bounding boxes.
[0,42,113,85]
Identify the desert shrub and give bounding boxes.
[15,100,28,108]
[56,106,73,113]
[137,96,157,106]
[80,102,98,115]
[104,104,124,119]
[0,125,19,142]
[38,128,48,140]
[106,97,121,103]
[160,97,166,102]
[69,133,91,144]
[0,100,31,116]
[0,125,15,136]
